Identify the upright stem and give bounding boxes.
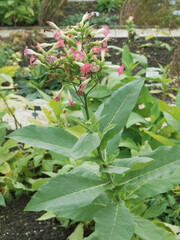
[83,93,90,121]
[0,92,22,129]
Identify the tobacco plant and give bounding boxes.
[8,13,180,240]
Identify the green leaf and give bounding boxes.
[94,202,135,240]
[158,100,180,122]
[98,78,144,145]
[103,166,130,174]
[88,86,112,98]
[71,133,100,159]
[8,125,78,157]
[143,203,166,219]
[0,128,6,146]
[0,66,18,77]
[55,193,110,221]
[134,216,166,240]
[84,231,99,240]
[114,146,180,199]
[112,157,154,172]
[126,112,148,128]
[105,131,122,161]
[0,192,5,207]
[37,89,52,102]
[37,212,55,221]
[0,111,6,120]
[25,167,107,213]
[163,112,180,132]
[68,223,84,240]
[176,89,180,107]
[122,45,133,73]
[144,129,175,146]
[0,73,13,84]
[0,162,10,174]
[132,53,148,68]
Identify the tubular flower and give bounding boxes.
[67,90,74,107]
[80,12,91,26]
[112,64,125,76]
[73,51,84,61]
[54,88,63,102]
[91,46,100,53]
[30,55,42,66]
[77,41,82,52]
[117,64,125,76]
[36,42,52,52]
[67,47,75,55]
[54,40,65,48]
[54,29,66,40]
[46,21,59,29]
[46,54,57,64]
[90,64,100,72]
[30,55,35,66]
[80,63,91,75]
[101,25,110,37]
[76,78,91,96]
[24,46,40,56]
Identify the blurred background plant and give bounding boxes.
[0,0,41,26]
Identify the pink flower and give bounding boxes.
[101,25,110,37]
[76,78,90,96]
[54,29,61,40]
[54,88,63,102]
[46,54,57,64]
[30,55,35,66]
[117,64,125,76]
[46,21,59,29]
[90,64,100,72]
[80,63,91,75]
[67,47,74,55]
[73,51,84,61]
[24,46,39,56]
[68,90,74,107]
[77,41,82,51]
[54,29,66,40]
[36,42,51,52]
[91,46,100,53]
[54,40,65,48]
[80,12,91,25]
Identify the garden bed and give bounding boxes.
[0,196,73,240]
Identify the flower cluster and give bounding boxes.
[24,12,124,107]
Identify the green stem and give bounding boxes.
[0,92,22,129]
[86,82,98,95]
[83,93,90,121]
[72,84,84,106]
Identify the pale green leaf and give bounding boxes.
[8,125,78,157]
[0,192,5,207]
[0,66,19,77]
[144,129,175,146]
[37,212,56,221]
[68,223,84,240]
[95,202,135,240]
[98,78,144,144]
[71,133,100,159]
[134,216,166,240]
[126,112,148,128]
[25,167,107,213]
[114,146,180,199]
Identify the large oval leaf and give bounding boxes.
[114,146,180,199]
[98,78,144,144]
[25,167,108,212]
[134,216,166,240]
[7,125,78,157]
[94,202,135,240]
[71,133,100,159]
